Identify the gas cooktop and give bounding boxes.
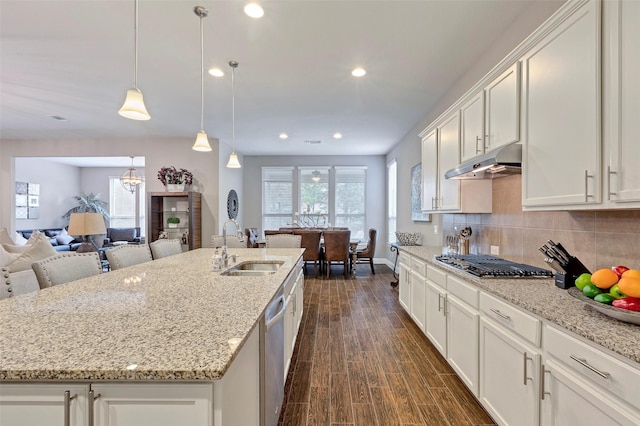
[435,254,553,278]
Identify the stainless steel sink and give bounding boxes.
[220,260,285,277]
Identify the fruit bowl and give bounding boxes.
[568,287,640,326]
[395,232,421,246]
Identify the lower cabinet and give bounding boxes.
[446,294,479,396]
[409,267,427,332]
[398,259,411,313]
[425,278,447,355]
[284,263,304,378]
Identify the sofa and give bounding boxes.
[17,228,83,252]
[103,227,142,247]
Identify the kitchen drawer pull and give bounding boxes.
[64,390,77,426]
[475,136,483,154]
[484,134,490,150]
[437,293,442,312]
[490,308,511,321]
[431,197,436,210]
[540,366,550,400]
[570,355,610,379]
[523,352,533,385]
[88,389,101,426]
[607,165,617,199]
[584,170,594,202]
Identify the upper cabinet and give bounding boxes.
[460,92,485,163]
[521,0,601,208]
[484,63,521,153]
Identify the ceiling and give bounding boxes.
[2,0,548,157]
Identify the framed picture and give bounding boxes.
[411,163,431,222]
[28,195,39,207]
[16,181,41,219]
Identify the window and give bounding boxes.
[262,167,294,231]
[334,167,366,239]
[388,160,397,243]
[298,168,329,227]
[109,177,145,237]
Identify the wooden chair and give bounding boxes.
[356,228,377,274]
[31,252,102,289]
[105,244,153,270]
[264,229,293,236]
[211,235,245,248]
[321,229,351,279]
[293,229,322,277]
[265,234,302,248]
[150,239,182,259]
[244,228,260,248]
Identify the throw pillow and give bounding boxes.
[6,233,57,273]
[0,244,19,268]
[0,228,15,245]
[13,231,28,246]
[56,228,75,245]
[2,244,30,254]
[25,231,41,245]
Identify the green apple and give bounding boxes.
[609,284,626,299]
[575,273,592,291]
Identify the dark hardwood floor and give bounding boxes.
[279,264,496,426]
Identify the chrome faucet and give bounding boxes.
[222,219,245,266]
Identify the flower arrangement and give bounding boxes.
[157,166,194,186]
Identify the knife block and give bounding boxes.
[555,272,576,289]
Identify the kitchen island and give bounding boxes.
[0,248,303,426]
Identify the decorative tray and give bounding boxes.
[568,287,640,326]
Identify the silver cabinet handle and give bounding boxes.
[431,197,436,210]
[475,136,483,154]
[88,389,101,426]
[584,170,594,202]
[570,355,610,379]
[523,352,533,385]
[484,134,490,150]
[437,293,442,312]
[490,308,511,320]
[64,390,77,426]
[540,366,550,400]
[607,165,617,199]
[442,293,447,316]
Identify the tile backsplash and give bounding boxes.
[442,175,640,272]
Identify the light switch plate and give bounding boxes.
[433,225,438,234]
[490,245,500,255]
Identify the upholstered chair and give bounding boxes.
[1,267,12,299]
[356,228,378,274]
[31,252,102,289]
[293,229,322,277]
[211,235,245,248]
[105,244,153,271]
[244,228,260,248]
[265,234,302,248]
[321,229,351,279]
[150,239,183,259]
[264,229,293,236]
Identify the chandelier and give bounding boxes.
[121,156,143,194]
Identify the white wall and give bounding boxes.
[217,142,244,236]
[243,155,386,258]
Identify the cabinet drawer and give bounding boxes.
[447,275,479,309]
[427,265,447,288]
[398,252,410,266]
[410,257,427,277]
[480,292,540,346]
[545,324,640,410]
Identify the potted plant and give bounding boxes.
[167,216,180,228]
[157,166,194,192]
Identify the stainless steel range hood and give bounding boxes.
[445,143,522,180]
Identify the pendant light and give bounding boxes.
[226,61,241,168]
[121,156,143,194]
[118,0,151,120]
[311,170,321,182]
[192,6,212,152]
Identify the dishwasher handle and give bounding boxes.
[265,295,287,331]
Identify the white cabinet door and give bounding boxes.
[409,269,426,332]
[294,273,304,334]
[540,359,640,426]
[484,62,520,152]
[425,280,447,356]
[398,261,411,313]
[92,383,212,426]
[479,318,540,426]
[0,383,88,426]
[446,295,480,397]
[522,0,601,208]
[437,111,461,211]
[284,288,295,378]
[604,0,640,203]
[460,91,485,162]
[421,129,438,211]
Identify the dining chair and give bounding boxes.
[244,228,260,248]
[321,229,351,279]
[31,252,102,289]
[356,228,378,274]
[149,239,183,259]
[211,235,245,248]
[265,234,302,248]
[293,229,322,277]
[105,244,153,271]
[264,229,293,236]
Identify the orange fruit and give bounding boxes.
[622,269,640,280]
[590,268,619,289]
[617,276,640,298]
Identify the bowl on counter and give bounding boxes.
[395,232,421,246]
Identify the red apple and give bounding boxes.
[612,265,630,279]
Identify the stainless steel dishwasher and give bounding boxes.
[261,288,287,426]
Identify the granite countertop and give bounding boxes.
[399,246,640,365]
[0,248,303,381]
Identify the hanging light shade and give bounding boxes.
[121,156,143,194]
[311,170,321,182]
[118,0,150,120]
[192,6,212,152]
[226,61,241,168]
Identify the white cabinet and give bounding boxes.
[398,259,411,313]
[420,128,439,212]
[603,0,640,205]
[479,317,540,426]
[460,91,485,162]
[522,0,601,209]
[484,62,520,152]
[409,267,427,332]
[0,384,89,426]
[425,278,447,356]
[398,253,427,331]
[284,263,304,378]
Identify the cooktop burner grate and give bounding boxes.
[435,254,553,278]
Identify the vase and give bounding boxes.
[168,223,178,228]
[166,184,185,192]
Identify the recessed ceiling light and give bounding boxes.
[244,3,264,18]
[333,132,342,139]
[279,133,288,140]
[351,67,366,77]
[49,115,68,121]
[208,68,224,77]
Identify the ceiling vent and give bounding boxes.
[304,140,322,145]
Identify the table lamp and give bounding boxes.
[67,212,107,253]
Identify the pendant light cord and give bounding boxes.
[133,0,139,89]
[231,65,236,152]
[199,13,204,132]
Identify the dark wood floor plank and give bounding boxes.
[439,374,495,425]
[369,386,401,426]
[352,403,378,426]
[347,360,371,404]
[331,372,354,423]
[361,351,389,388]
[399,361,437,405]
[282,403,309,426]
[307,386,329,426]
[386,373,425,425]
[311,328,330,388]
[429,388,473,426]
[417,404,452,426]
[407,349,447,388]
[289,360,313,403]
